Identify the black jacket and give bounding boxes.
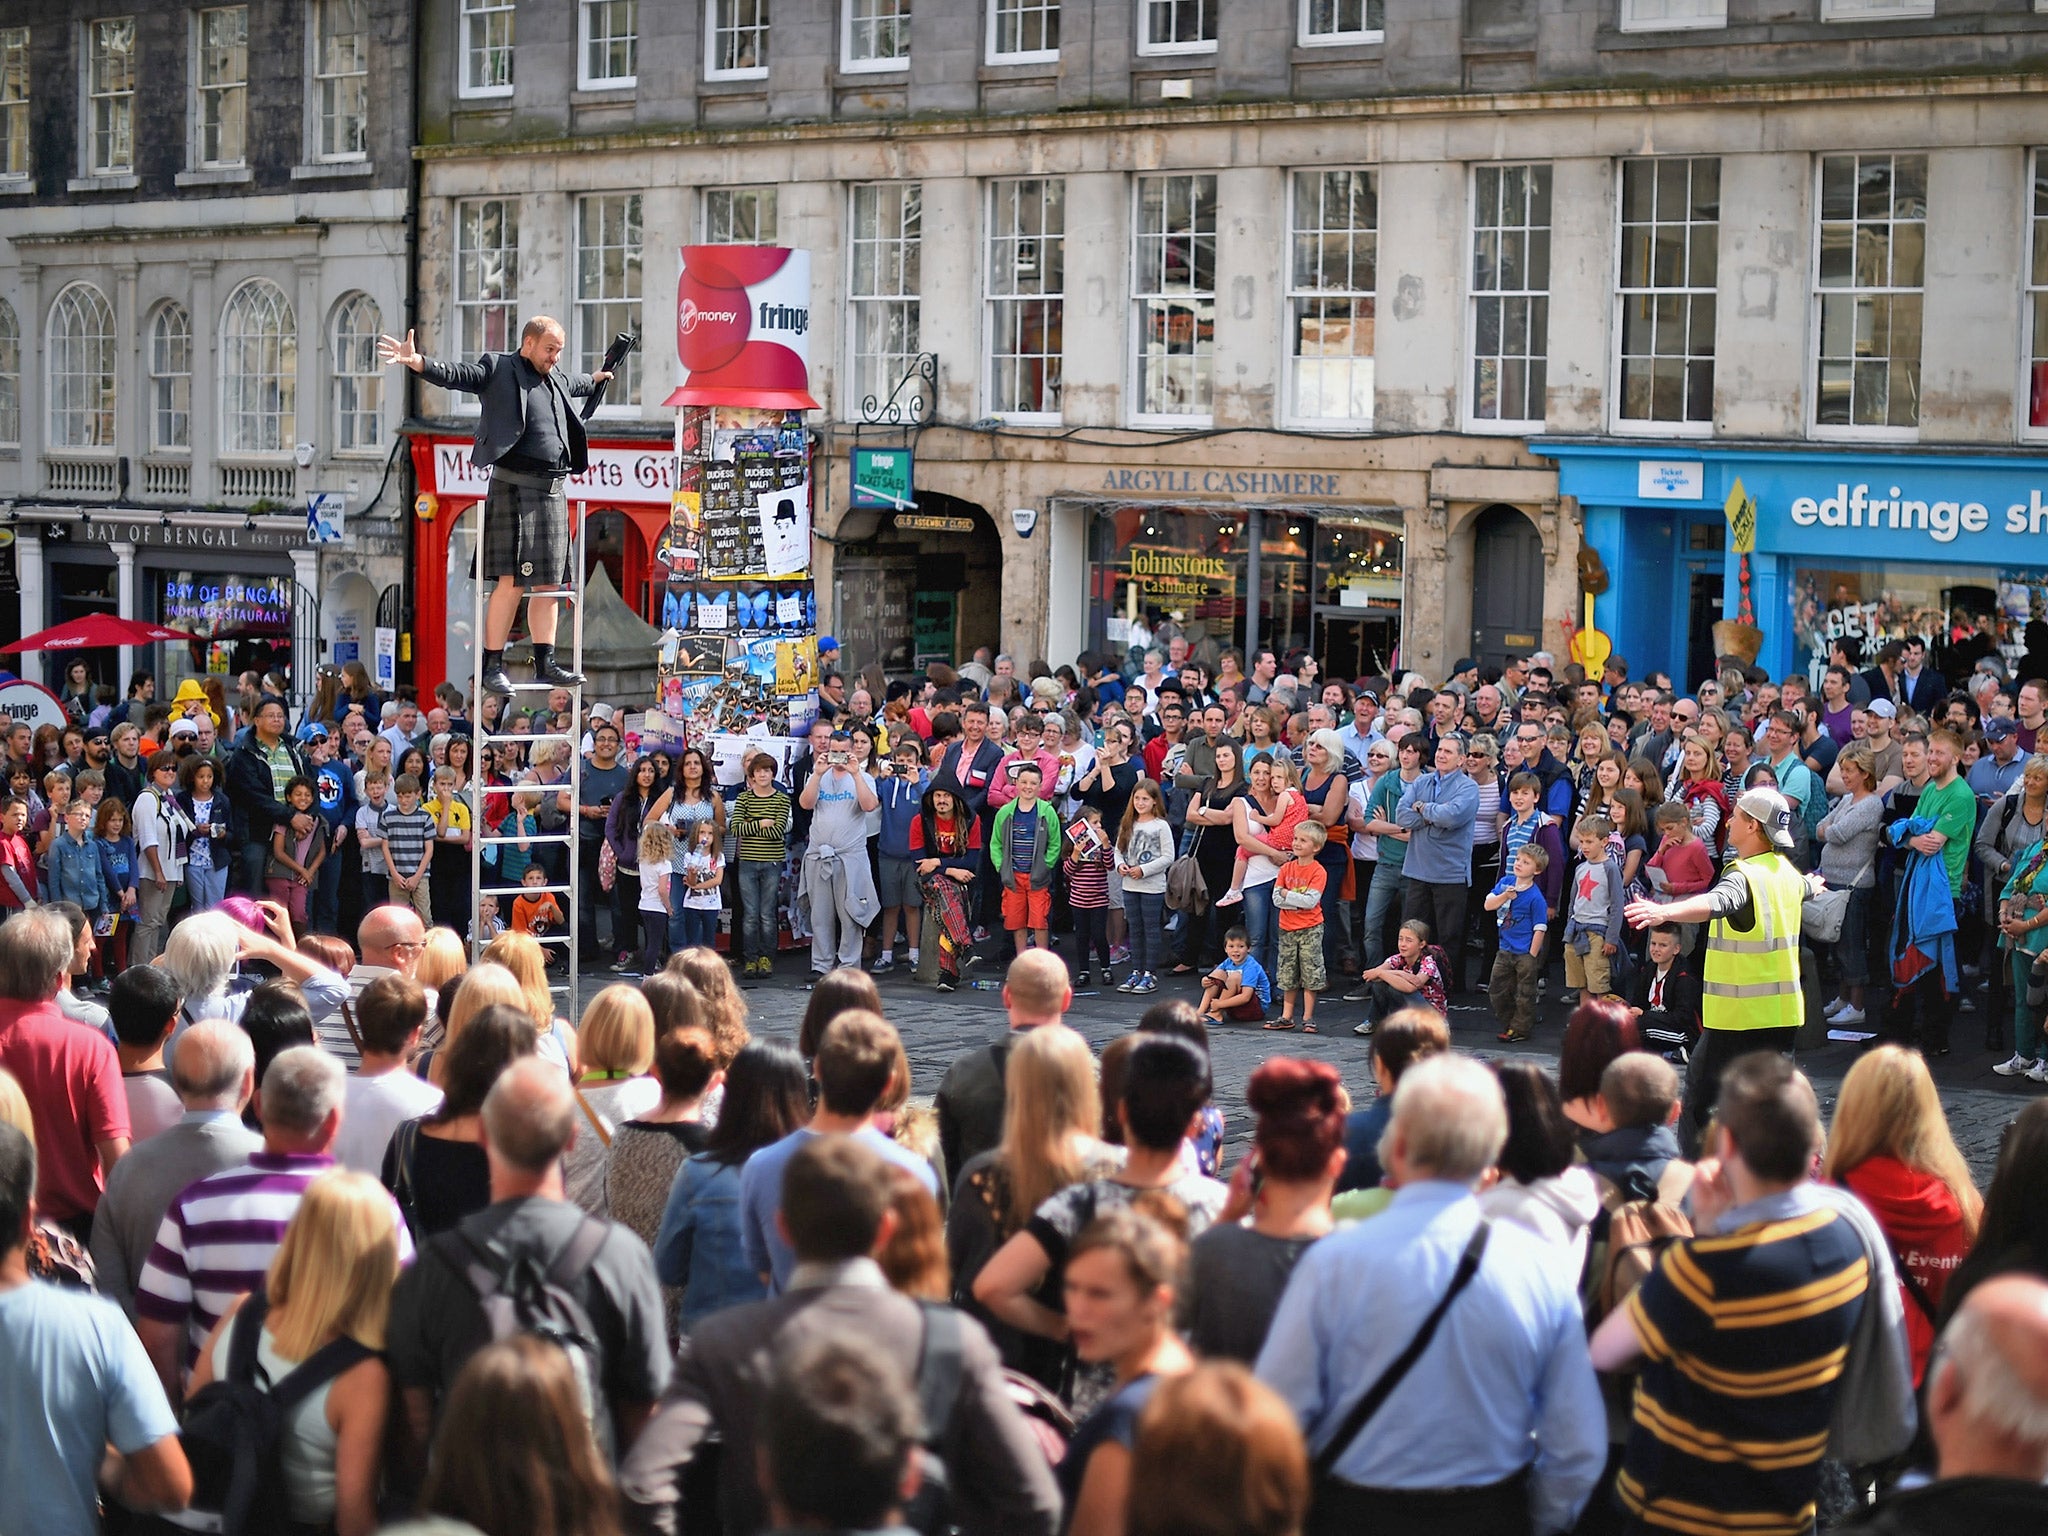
[223,733,307,843]
[420,350,598,474]
[1840,1477,2048,1536]
[1626,957,1702,1041]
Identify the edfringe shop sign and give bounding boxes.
[1786,482,2048,546]
[431,443,677,506]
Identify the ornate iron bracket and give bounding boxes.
[859,353,937,426]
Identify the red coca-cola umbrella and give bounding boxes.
[0,613,193,652]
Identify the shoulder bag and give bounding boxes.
[1310,1221,1491,1498]
[1801,853,1871,946]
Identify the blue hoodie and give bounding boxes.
[876,769,927,860]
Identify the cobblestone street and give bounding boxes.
[692,957,2030,1184]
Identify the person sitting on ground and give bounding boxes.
[619,1135,1062,1536]
[1197,924,1273,1025]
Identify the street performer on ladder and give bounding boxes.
[379,318,611,698]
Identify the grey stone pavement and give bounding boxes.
[650,953,2032,1185]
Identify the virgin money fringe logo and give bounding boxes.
[679,299,742,335]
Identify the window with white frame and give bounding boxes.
[219,279,296,456]
[848,183,923,418]
[707,0,770,77]
[86,17,136,175]
[1814,151,1925,432]
[0,299,18,448]
[1617,0,1725,32]
[1133,173,1216,421]
[705,186,778,243]
[1615,157,1718,430]
[332,293,382,452]
[195,7,248,168]
[0,28,28,181]
[2029,152,2048,435]
[1288,169,1377,425]
[1468,163,1551,428]
[48,282,117,450]
[1821,0,1932,19]
[1299,0,1382,45]
[580,0,637,87]
[460,0,513,96]
[150,303,191,451]
[454,198,519,359]
[989,0,1058,59]
[312,0,368,160]
[575,193,643,406]
[844,0,911,69]
[986,178,1064,419]
[1138,0,1215,52]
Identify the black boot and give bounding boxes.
[479,648,515,699]
[532,642,585,688]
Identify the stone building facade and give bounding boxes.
[407,0,2048,688]
[0,0,413,704]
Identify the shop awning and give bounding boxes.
[0,613,193,652]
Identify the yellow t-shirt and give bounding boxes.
[428,796,472,841]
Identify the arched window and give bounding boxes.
[47,282,117,449]
[331,291,382,453]
[219,278,295,455]
[150,303,192,451]
[0,299,19,449]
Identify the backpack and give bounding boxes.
[180,1288,374,1536]
[1584,1162,1695,1325]
[899,1301,1072,1536]
[436,1214,611,1426]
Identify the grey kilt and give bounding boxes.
[482,471,572,587]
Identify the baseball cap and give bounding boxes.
[167,718,200,740]
[818,635,840,651]
[1735,786,1795,852]
[1985,717,2019,743]
[1356,689,1382,705]
[1865,699,1897,720]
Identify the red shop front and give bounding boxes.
[406,432,677,696]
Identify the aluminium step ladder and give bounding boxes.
[468,506,590,1022]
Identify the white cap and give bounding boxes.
[1735,786,1795,852]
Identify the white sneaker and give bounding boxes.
[1994,1053,2037,1077]
[2030,1059,2048,1084]
[1823,998,1849,1020]
[1831,1004,1865,1026]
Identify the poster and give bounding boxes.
[373,626,396,690]
[774,635,817,695]
[758,475,812,577]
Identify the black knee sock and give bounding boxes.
[531,641,554,674]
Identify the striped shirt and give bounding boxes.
[1620,1195,1867,1536]
[135,1152,415,1364]
[380,804,437,878]
[733,789,792,863]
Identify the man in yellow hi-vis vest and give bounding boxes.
[1626,786,1810,1144]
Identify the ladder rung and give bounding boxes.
[492,680,584,693]
[479,732,574,747]
[476,832,578,847]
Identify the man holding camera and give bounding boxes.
[797,730,880,979]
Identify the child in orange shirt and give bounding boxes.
[1270,820,1329,1031]
[510,863,564,939]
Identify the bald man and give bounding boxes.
[385,1057,669,1480]
[1844,1274,2048,1532]
[87,1020,260,1318]
[936,949,1072,1177]
[340,905,434,1067]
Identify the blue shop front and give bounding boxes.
[1534,442,2048,691]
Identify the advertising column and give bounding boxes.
[648,245,822,783]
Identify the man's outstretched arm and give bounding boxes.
[379,328,490,393]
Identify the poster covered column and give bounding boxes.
[648,246,824,951]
